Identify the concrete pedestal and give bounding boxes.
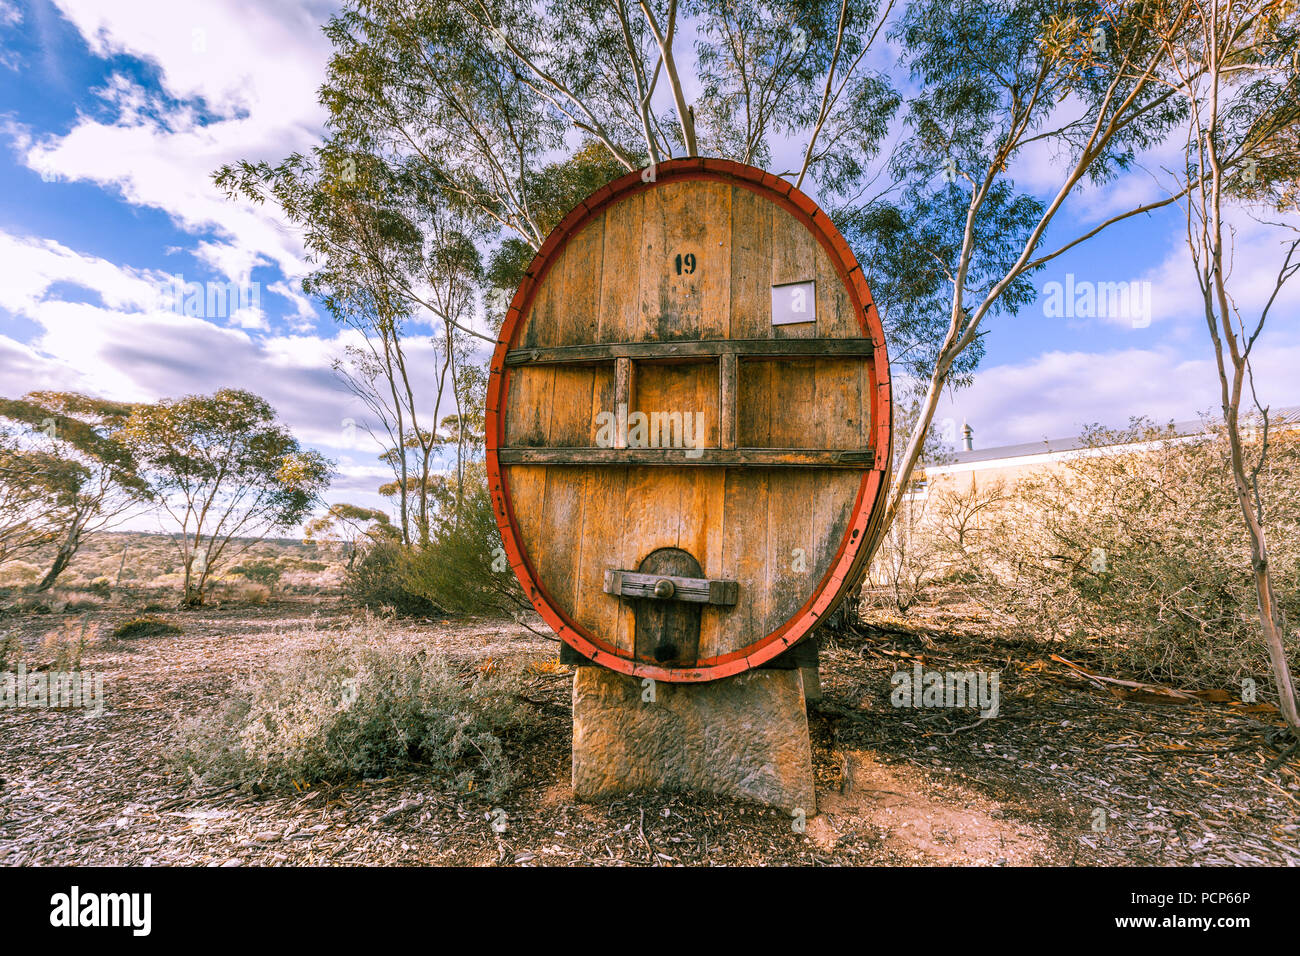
[571,667,816,813]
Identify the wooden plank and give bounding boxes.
[598,191,643,344]
[553,214,604,346]
[719,352,737,450]
[505,464,547,591]
[613,356,635,449]
[573,464,629,653]
[719,469,768,655]
[767,357,817,448]
[765,470,819,634]
[729,185,772,339]
[814,357,867,449]
[508,213,565,443]
[548,367,599,445]
[496,447,875,466]
[737,358,773,448]
[537,465,587,615]
[503,337,876,366]
[503,366,553,447]
[771,203,818,340]
[521,224,565,349]
[816,231,858,338]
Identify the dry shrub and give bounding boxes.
[343,542,438,617]
[41,619,99,671]
[402,479,532,622]
[211,579,270,606]
[973,421,1300,689]
[345,471,532,624]
[525,657,566,677]
[45,590,107,614]
[0,631,22,670]
[112,616,184,640]
[0,561,41,588]
[169,617,542,799]
[865,478,1010,613]
[227,559,281,588]
[280,567,343,593]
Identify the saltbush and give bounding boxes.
[169,618,540,799]
[113,616,184,640]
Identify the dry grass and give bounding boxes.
[2,596,1295,866]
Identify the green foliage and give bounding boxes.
[346,464,530,622]
[124,389,328,530]
[228,559,283,587]
[0,391,151,587]
[112,616,185,640]
[169,619,541,799]
[344,542,439,617]
[402,478,530,621]
[689,0,898,195]
[303,503,397,563]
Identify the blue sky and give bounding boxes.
[1,0,1297,528]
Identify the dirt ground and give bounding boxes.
[1,598,1296,866]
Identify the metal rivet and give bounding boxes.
[653,579,675,599]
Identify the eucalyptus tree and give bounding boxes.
[217,0,905,518]
[1146,0,1300,724]
[0,392,152,591]
[304,502,399,569]
[0,430,65,574]
[123,390,331,607]
[866,0,1216,542]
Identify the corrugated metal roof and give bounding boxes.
[947,404,1300,466]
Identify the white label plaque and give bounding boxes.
[771,280,816,326]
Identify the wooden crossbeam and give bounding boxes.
[503,337,876,366]
[496,447,875,467]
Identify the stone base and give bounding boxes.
[571,667,816,813]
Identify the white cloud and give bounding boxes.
[0,230,464,463]
[0,231,166,313]
[12,1,341,286]
[0,229,350,430]
[938,337,1300,451]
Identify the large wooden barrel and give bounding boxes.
[486,158,892,682]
